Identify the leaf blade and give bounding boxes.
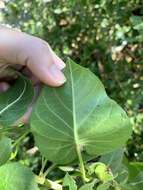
[0,162,38,190]
[63,173,77,190]
[0,75,34,126]
[0,136,12,166]
[31,59,132,164]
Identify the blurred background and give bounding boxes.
[0,0,142,162]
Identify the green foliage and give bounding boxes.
[127,162,143,180]
[0,162,38,190]
[96,183,110,190]
[100,149,124,174]
[94,163,113,183]
[0,59,133,189]
[1,0,142,161]
[79,181,95,190]
[31,59,131,165]
[0,0,143,189]
[0,75,34,126]
[0,136,11,166]
[63,173,77,190]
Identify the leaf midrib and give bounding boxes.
[69,62,79,147]
[69,61,87,180]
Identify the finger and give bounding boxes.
[53,54,66,70]
[27,58,66,87]
[48,45,66,70]
[18,35,67,86]
[0,28,67,86]
[22,37,66,86]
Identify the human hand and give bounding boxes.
[0,27,66,91]
[0,27,66,123]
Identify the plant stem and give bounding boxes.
[43,163,56,178]
[12,129,30,147]
[76,144,87,183]
[39,157,48,176]
[35,175,62,190]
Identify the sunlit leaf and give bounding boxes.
[31,59,132,164]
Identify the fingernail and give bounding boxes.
[48,64,66,85]
[51,50,66,70]
[55,59,66,70]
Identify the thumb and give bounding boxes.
[0,28,66,87]
[19,34,67,87]
[27,57,66,87]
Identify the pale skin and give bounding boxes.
[0,27,66,123]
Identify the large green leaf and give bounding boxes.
[0,162,38,190]
[0,75,34,126]
[0,136,12,166]
[31,59,132,164]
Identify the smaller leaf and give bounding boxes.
[0,75,34,126]
[95,163,113,183]
[79,180,96,190]
[59,166,75,172]
[100,148,124,174]
[88,162,113,183]
[0,136,12,166]
[120,184,133,190]
[128,172,143,190]
[97,182,110,190]
[0,162,38,190]
[130,16,143,31]
[127,162,143,180]
[115,164,129,184]
[63,173,77,190]
[117,162,143,190]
